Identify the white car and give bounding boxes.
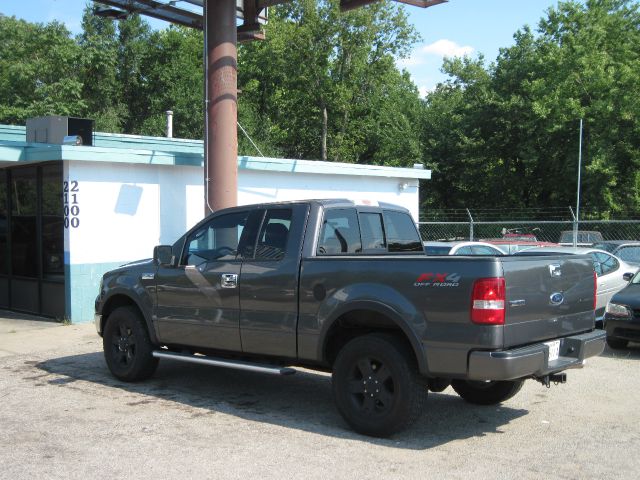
[423,241,505,256]
[514,246,638,318]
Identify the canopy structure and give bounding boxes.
[95,0,447,213]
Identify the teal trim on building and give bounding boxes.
[0,124,431,180]
[68,261,125,323]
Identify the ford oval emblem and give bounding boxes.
[550,292,564,305]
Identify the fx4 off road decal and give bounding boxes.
[414,273,461,287]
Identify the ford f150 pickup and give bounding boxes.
[95,199,605,437]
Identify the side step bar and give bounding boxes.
[152,350,296,376]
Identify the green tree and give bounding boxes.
[0,16,85,123]
[138,26,204,139]
[421,0,640,217]
[238,0,422,164]
[77,5,123,132]
[114,13,152,133]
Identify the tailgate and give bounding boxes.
[501,255,595,347]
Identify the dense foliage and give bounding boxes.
[422,0,640,216]
[0,0,638,216]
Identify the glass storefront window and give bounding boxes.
[11,168,37,277]
[42,165,63,279]
[0,170,7,274]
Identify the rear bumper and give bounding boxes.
[467,329,606,381]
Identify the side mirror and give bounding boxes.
[623,272,635,282]
[154,245,174,266]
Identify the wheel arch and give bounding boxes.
[101,293,158,345]
[320,301,428,374]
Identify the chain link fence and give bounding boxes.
[417,208,640,243]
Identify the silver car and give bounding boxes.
[423,241,505,256]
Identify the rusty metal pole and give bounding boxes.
[204,0,238,215]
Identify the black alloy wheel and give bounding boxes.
[103,306,158,381]
[332,334,427,437]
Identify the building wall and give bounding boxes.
[65,160,421,323]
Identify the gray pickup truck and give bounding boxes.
[95,199,605,436]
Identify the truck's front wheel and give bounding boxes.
[451,379,524,405]
[332,334,427,437]
[103,306,158,382]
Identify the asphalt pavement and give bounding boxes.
[0,311,638,480]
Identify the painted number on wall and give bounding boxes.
[63,180,80,228]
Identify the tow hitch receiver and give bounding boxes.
[537,373,567,388]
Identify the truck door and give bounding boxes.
[154,210,252,351]
[239,204,309,358]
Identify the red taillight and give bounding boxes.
[593,270,598,310]
[471,277,506,325]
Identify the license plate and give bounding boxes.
[544,340,560,362]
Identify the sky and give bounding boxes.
[0,0,569,95]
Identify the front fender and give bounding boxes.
[99,271,159,344]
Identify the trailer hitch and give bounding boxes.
[536,373,567,388]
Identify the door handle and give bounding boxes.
[221,273,238,289]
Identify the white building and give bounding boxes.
[0,124,431,323]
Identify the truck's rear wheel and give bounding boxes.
[451,379,524,405]
[103,306,158,381]
[332,334,427,437]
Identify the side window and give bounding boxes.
[617,246,640,265]
[383,210,423,253]
[182,211,248,266]
[472,245,502,255]
[317,209,362,255]
[455,246,473,255]
[598,252,619,275]
[359,212,386,251]
[254,209,292,261]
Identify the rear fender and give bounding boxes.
[317,283,429,374]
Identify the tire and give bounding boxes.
[451,379,524,405]
[331,333,428,437]
[103,306,158,382]
[606,336,628,350]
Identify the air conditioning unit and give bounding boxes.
[26,116,94,146]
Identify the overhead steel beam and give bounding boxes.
[340,0,447,12]
[98,0,203,28]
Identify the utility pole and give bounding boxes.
[573,118,583,247]
[204,0,238,215]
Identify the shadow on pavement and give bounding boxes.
[599,342,640,360]
[36,352,528,449]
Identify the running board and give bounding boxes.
[152,350,296,376]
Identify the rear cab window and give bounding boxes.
[316,206,422,255]
[317,209,362,255]
[383,210,423,253]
